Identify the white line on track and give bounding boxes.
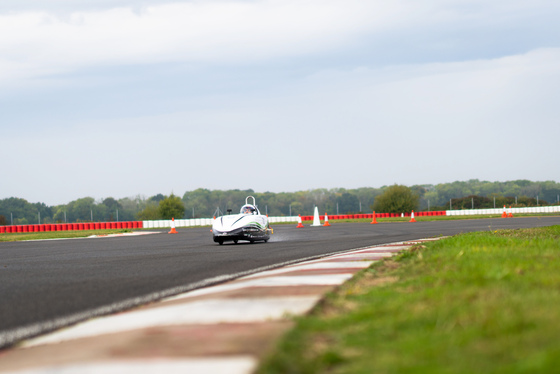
[164,273,355,302]
[4,357,257,374]
[19,231,161,242]
[24,296,321,347]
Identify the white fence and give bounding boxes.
[142,216,299,228]
[446,205,560,216]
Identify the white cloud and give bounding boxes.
[0,1,393,84]
[3,47,558,205]
[2,0,558,88]
[302,47,560,123]
[1,1,559,204]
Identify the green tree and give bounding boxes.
[0,197,53,224]
[119,196,144,221]
[137,203,160,220]
[101,197,122,212]
[158,194,185,219]
[67,197,95,222]
[373,185,419,213]
[183,188,213,218]
[290,201,304,215]
[148,194,165,203]
[336,192,360,213]
[52,205,66,223]
[102,197,121,220]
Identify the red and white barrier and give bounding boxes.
[0,221,143,233]
[445,205,560,216]
[3,206,556,234]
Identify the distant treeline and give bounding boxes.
[1,179,559,225]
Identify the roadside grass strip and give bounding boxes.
[257,225,560,374]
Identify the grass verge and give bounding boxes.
[0,229,133,242]
[257,225,560,373]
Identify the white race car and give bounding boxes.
[212,196,272,245]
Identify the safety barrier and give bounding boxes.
[141,216,324,228]
[298,211,447,221]
[446,205,560,216]
[0,221,143,234]
[268,216,299,223]
[7,206,556,234]
[141,217,292,228]
[142,219,211,229]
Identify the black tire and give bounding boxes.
[218,239,223,245]
[233,239,238,244]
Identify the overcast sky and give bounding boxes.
[1,0,559,205]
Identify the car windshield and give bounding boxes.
[240,205,256,215]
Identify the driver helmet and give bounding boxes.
[241,205,255,215]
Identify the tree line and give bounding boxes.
[1,179,559,225]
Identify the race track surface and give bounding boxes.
[1,217,558,347]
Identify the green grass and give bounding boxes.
[0,229,133,242]
[257,225,560,374]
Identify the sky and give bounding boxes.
[1,0,559,206]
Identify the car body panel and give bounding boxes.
[211,196,272,244]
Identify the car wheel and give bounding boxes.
[233,239,238,244]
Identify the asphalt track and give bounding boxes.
[1,216,558,348]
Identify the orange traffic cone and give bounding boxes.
[296,214,304,228]
[324,213,331,226]
[370,211,378,224]
[508,206,514,218]
[502,205,507,218]
[409,210,417,223]
[168,217,178,234]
